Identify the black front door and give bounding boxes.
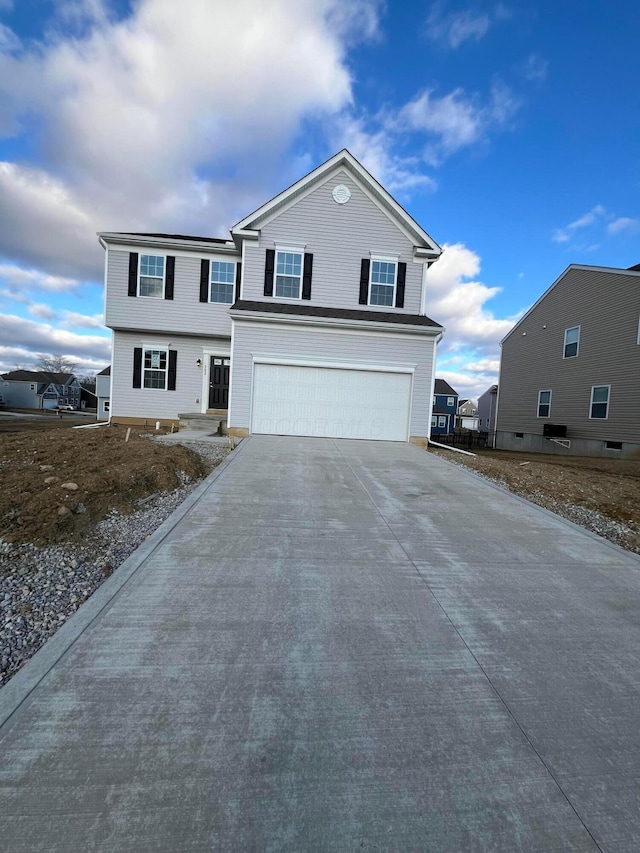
[209,357,230,409]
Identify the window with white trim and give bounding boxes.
[275,250,302,299]
[369,259,397,307]
[590,385,610,419]
[103,401,110,412]
[139,255,165,298]
[537,390,551,418]
[447,396,454,407]
[431,416,437,427]
[438,416,447,428]
[143,348,168,389]
[564,326,580,358]
[210,261,235,303]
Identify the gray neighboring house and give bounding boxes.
[99,149,445,445]
[496,263,640,457]
[0,370,81,410]
[96,366,111,420]
[477,385,498,436]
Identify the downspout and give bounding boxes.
[98,234,113,425]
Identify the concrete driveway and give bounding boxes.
[2,436,640,851]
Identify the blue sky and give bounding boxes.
[0,0,638,397]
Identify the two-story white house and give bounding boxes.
[99,150,444,444]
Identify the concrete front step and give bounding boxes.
[178,412,227,435]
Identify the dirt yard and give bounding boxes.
[0,423,214,545]
[430,447,640,554]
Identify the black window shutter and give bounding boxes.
[395,262,406,308]
[200,259,210,303]
[167,351,177,391]
[302,253,313,300]
[264,249,275,296]
[165,256,175,300]
[235,262,242,302]
[133,347,142,388]
[128,253,138,297]
[359,259,370,305]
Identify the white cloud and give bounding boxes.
[0,313,110,374]
[400,82,519,164]
[429,243,516,342]
[425,4,491,48]
[0,0,380,277]
[0,262,80,293]
[465,358,501,373]
[607,217,639,235]
[60,310,105,329]
[0,23,20,52]
[552,205,606,243]
[28,303,58,320]
[523,53,548,82]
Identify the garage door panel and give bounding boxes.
[251,364,411,441]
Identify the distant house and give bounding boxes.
[430,378,458,436]
[478,385,498,436]
[96,366,111,420]
[496,263,640,457]
[0,370,81,410]
[456,398,478,430]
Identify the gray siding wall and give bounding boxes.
[498,267,640,444]
[229,320,435,437]
[477,388,497,432]
[1,381,39,408]
[111,330,230,420]
[105,249,237,337]
[242,170,425,314]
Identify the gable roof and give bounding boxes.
[97,366,111,376]
[434,378,458,397]
[501,263,640,344]
[2,370,74,385]
[231,149,442,256]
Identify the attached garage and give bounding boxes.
[42,396,58,410]
[250,361,412,441]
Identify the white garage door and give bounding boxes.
[251,363,412,441]
[42,397,58,410]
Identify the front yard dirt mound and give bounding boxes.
[431,448,640,554]
[0,424,212,545]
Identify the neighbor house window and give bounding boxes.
[447,396,454,406]
[564,326,580,358]
[139,255,165,298]
[438,416,447,428]
[605,440,621,450]
[30,383,36,390]
[431,416,437,427]
[103,401,110,412]
[275,250,302,299]
[369,258,397,307]
[538,390,552,418]
[590,385,610,419]
[210,261,235,303]
[143,348,168,389]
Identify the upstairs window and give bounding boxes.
[275,251,302,299]
[143,348,168,389]
[564,326,580,358]
[538,390,552,418]
[590,385,610,419]
[139,255,165,298]
[210,261,235,303]
[447,396,454,407]
[369,259,396,307]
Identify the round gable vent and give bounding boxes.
[332,184,351,204]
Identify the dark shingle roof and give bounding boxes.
[230,300,442,328]
[2,370,74,384]
[114,232,228,244]
[97,366,111,376]
[434,378,458,397]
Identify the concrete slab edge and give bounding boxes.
[0,436,253,733]
[429,448,640,566]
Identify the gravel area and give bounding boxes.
[438,452,640,556]
[0,440,229,688]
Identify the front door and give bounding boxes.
[209,357,230,409]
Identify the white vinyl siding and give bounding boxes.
[240,172,423,313]
[229,321,436,439]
